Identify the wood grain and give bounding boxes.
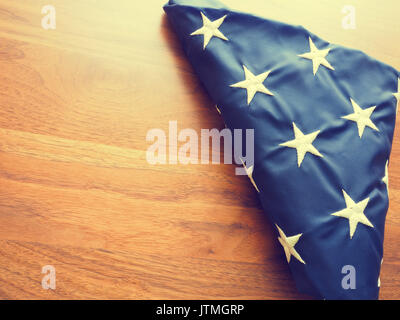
[0,0,399,299]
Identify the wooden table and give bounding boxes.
[0,0,399,299]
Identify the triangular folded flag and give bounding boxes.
[164,0,399,299]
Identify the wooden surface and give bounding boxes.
[0,0,399,300]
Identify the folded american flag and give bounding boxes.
[164,0,399,299]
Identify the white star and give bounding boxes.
[230,65,274,105]
[298,37,335,76]
[331,190,374,239]
[382,160,389,195]
[279,122,323,167]
[240,158,260,193]
[276,225,305,264]
[378,258,383,287]
[393,78,400,114]
[342,98,379,138]
[190,12,228,50]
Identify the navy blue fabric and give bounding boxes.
[164,0,399,299]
